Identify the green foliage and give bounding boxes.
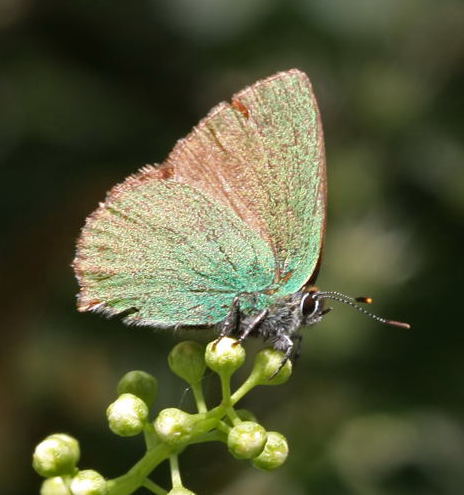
[33,338,291,494]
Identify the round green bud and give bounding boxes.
[252,431,289,470]
[236,409,258,423]
[106,393,149,437]
[168,341,206,385]
[40,477,69,495]
[153,408,195,446]
[227,421,267,460]
[33,433,80,478]
[70,470,107,495]
[251,349,292,385]
[252,431,288,471]
[205,337,245,376]
[117,370,158,409]
[167,488,197,495]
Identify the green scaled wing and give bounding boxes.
[74,177,275,326]
[166,69,326,297]
[74,69,326,327]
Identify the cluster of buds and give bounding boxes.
[33,338,291,495]
[33,433,106,495]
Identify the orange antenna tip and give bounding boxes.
[386,320,411,329]
[355,296,373,304]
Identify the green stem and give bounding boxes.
[142,478,168,495]
[106,427,226,495]
[231,374,259,405]
[106,443,172,495]
[61,475,73,493]
[191,382,207,413]
[104,374,239,495]
[216,420,231,434]
[189,430,228,444]
[220,373,241,425]
[170,454,182,489]
[144,422,158,450]
[204,404,226,418]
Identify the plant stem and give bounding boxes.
[170,454,182,489]
[144,422,158,450]
[216,420,231,434]
[106,443,172,495]
[220,373,241,425]
[106,427,226,495]
[142,478,168,495]
[189,430,227,444]
[231,374,259,405]
[191,382,207,413]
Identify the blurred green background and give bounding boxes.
[2,0,463,493]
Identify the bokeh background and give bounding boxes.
[2,0,464,493]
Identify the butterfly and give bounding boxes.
[73,69,409,365]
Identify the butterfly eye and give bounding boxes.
[300,293,317,317]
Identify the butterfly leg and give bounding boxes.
[269,334,294,378]
[292,334,303,362]
[215,297,241,350]
[235,309,269,344]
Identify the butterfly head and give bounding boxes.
[299,286,329,327]
[298,287,411,330]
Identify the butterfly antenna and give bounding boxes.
[316,291,411,329]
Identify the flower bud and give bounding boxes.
[252,431,289,470]
[153,408,195,446]
[250,349,292,385]
[167,488,196,495]
[106,393,148,437]
[70,470,107,495]
[205,337,245,376]
[40,477,69,495]
[227,421,267,460]
[117,370,158,409]
[33,433,80,478]
[168,341,206,385]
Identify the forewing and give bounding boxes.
[164,69,326,295]
[73,177,275,327]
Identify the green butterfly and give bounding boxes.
[73,69,408,363]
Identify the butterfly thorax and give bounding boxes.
[225,288,326,360]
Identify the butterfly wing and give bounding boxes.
[74,177,275,326]
[164,69,326,296]
[74,69,326,327]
